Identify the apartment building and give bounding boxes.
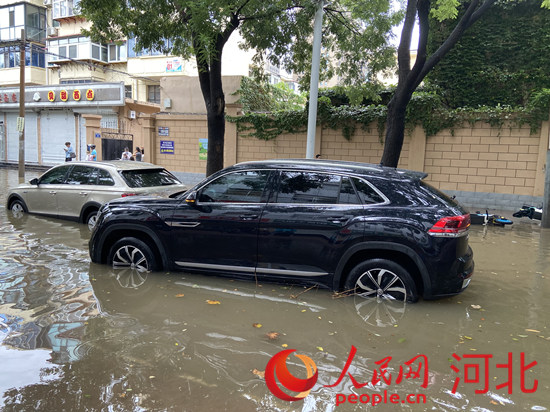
[1,0,287,165]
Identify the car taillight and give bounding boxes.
[428,214,471,237]
[121,193,138,197]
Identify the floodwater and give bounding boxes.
[0,167,549,412]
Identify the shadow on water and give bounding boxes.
[0,168,549,411]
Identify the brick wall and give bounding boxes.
[148,113,548,205]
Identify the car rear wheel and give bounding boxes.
[345,259,418,302]
[9,199,27,218]
[108,238,159,272]
[85,210,99,231]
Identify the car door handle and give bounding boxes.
[49,191,57,195]
[240,215,259,221]
[79,192,88,196]
[327,216,349,224]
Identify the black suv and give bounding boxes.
[89,159,474,302]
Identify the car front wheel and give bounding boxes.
[108,237,159,272]
[9,199,27,218]
[345,259,418,302]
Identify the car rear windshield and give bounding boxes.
[419,180,459,207]
[120,169,181,188]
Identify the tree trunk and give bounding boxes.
[380,0,496,168]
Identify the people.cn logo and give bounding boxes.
[265,349,318,401]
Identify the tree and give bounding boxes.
[426,0,550,108]
[79,0,401,176]
[380,0,550,168]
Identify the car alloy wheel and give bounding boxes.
[10,200,25,218]
[345,259,418,303]
[109,238,159,272]
[86,211,98,231]
[355,268,407,300]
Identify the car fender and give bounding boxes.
[6,194,28,211]
[332,241,433,296]
[92,221,171,269]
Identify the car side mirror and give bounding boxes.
[30,178,39,185]
[185,190,197,205]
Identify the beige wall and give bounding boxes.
[86,110,549,198]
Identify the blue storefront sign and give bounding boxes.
[160,140,175,154]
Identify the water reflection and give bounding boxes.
[1,167,550,411]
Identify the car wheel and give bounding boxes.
[86,210,98,231]
[108,237,159,272]
[9,199,27,218]
[345,259,418,302]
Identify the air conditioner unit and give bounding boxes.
[128,110,136,119]
[163,98,172,109]
[47,27,58,37]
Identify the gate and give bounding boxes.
[101,118,133,160]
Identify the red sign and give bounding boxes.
[73,90,81,101]
[48,91,55,102]
[86,89,94,101]
[60,90,68,102]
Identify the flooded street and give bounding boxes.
[1,167,549,411]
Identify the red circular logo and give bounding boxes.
[265,349,318,401]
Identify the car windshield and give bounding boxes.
[120,169,181,188]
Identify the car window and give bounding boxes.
[276,172,341,204]
[339,177,361,204]
[39,166,69,184]
[66,165,97,185]
[120,169,181,188]
[352,177,386,205]
[199,171,270,203]
[85,167,115,186]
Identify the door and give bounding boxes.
[168,170,271,274]
[256,171,366,279]
[24,165,71,216]
[40,110,76,165]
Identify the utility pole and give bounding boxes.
[18,29,26,183]
[305,0,324,159]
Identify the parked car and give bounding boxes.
[89,159,474,302]
[7,161,187,229]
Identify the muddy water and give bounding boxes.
[0,167,549,411]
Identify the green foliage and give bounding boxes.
[235,76,306,113]
[229,87,550,141]
[426,0,550,108]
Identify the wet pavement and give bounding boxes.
[0,167,549,411]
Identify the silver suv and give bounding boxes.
[7,161,187,229]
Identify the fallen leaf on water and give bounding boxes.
[175,294,185,298]
[526,329,541,333]
[463,336,473,340]
[266,332,280,340]
[471,305,481,309]
[282,344,288,348]
[252,369,265,379]
[253,323,262,328]
[517,335,528,338]
[206,300,221,305]
[317,346,324,351]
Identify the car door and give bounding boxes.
[56,165,105,218]
[168,170,271,274]
[24,165,70,216]
[256,171,367,280]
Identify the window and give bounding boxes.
[198,171,270,203]
[121,169,181,188]
[66,166,96,185]
[275,172,341,204]
[147,85,160,104]
[49,36,108,63]
[108,42,127,62]
[39,166,69,184]
[124,85,132,99]
[353,178,385,205]
[52,0,80,19]
[339,177,361,205]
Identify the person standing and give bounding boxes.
[90,144,97,161]
[121,147,132,160]
[134,147,142,161]
[64,142,75,162]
